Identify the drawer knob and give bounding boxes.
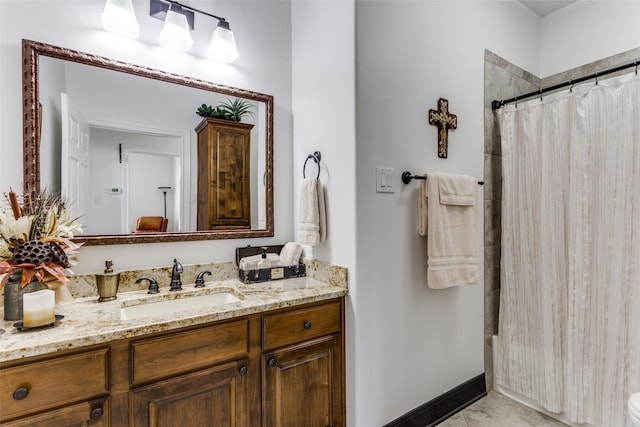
[90,407,104,420]
[239,366,248,376]
[304,321,312,330]
[12,387,29,401]
[268,358,277,367]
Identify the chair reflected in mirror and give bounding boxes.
[134,216,168,233]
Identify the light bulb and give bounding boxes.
[159,8,194,51]
[207,20,239,63]
[101,0,139,38]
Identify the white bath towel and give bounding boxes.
[418,179,428,236]
[298,178,327,245]
[426,173,479,288]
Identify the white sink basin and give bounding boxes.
[120,291,242,320]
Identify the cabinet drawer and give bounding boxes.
[1,396,109,427]
[262,301,341,350]
[131,319,249,384]
[0,349,109,421]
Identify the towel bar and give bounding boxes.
[303,151,321,179]
[402,171,484,185]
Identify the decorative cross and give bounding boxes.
[428,98,457,158]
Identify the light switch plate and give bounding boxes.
[376,167,395,193]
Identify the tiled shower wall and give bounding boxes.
[483,50,539,390]
[483,47,640,390]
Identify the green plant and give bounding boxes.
[196,98,255,122]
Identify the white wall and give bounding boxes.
[291,0,357,423]
[540,1,640,77]
[0,0,292,273]
[354,1,538,425]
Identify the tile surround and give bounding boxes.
[484,50,539,390]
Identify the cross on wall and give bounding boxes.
[428,98,457,158]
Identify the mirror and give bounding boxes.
[23,39,274,245]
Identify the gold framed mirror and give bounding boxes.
[22,39,274,245]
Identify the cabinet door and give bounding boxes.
[131,359,249,427]
[262,335,344,427]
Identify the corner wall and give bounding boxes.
[354,1,539,425]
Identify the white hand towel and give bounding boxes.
[437,173,476,206]
[298,178,327,245]
[239,253,281,270]
[426,173,479,289]
[279,242,303,266]
[317,179,327,243]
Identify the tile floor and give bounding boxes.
[438,391,569,427]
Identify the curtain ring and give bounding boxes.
[303,151,321,179]
[569,79,574,93]
[595,71,598,85]
[635,61,638,75]
[539,88,543,101]
[514,96,518,109]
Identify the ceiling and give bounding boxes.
[519,0,578,17]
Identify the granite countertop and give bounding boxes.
[0,276,348,363]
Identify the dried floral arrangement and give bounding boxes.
[0,189,83,290]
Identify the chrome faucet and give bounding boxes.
[169,258,183,291]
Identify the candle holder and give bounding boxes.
[3,271,43,321]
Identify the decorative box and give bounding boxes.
[236,244,306,284]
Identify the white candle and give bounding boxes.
[22,289,55,328]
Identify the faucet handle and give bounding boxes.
[195,271,212,288]
[136,277,159,294]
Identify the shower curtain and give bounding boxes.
[497,71,640,427]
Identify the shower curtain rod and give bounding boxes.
[491,59,639,110]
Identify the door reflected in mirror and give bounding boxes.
[24,39,274,244]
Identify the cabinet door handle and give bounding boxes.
[12,387,29,401]
[303,321,312,330]
[268,358,277,367]
[90,407,104,421]
[239,366,248,376]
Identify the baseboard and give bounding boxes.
[383,373,487,427]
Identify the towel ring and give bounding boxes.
[303,151,321,179]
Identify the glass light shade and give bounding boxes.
[207,23,239,63]
[159,9,194,51]
[101,0,139,38]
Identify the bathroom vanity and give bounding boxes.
[0,274,347,426]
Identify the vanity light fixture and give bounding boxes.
[159,3,193,51]
[101,0,140,38]
[150,0,240,63]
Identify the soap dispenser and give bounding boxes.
[96,260,120,302]
[257,247,271,270]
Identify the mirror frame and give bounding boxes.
[22,39,274,245]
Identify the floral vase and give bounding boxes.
[3,270,44,321]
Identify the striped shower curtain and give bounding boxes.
[496,71,640,427]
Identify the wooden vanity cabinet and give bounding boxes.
[261,301,345,427]
[128,319,251,427]
[0,298,345,427]
[130,358,249,427]
[196,118,254,231]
